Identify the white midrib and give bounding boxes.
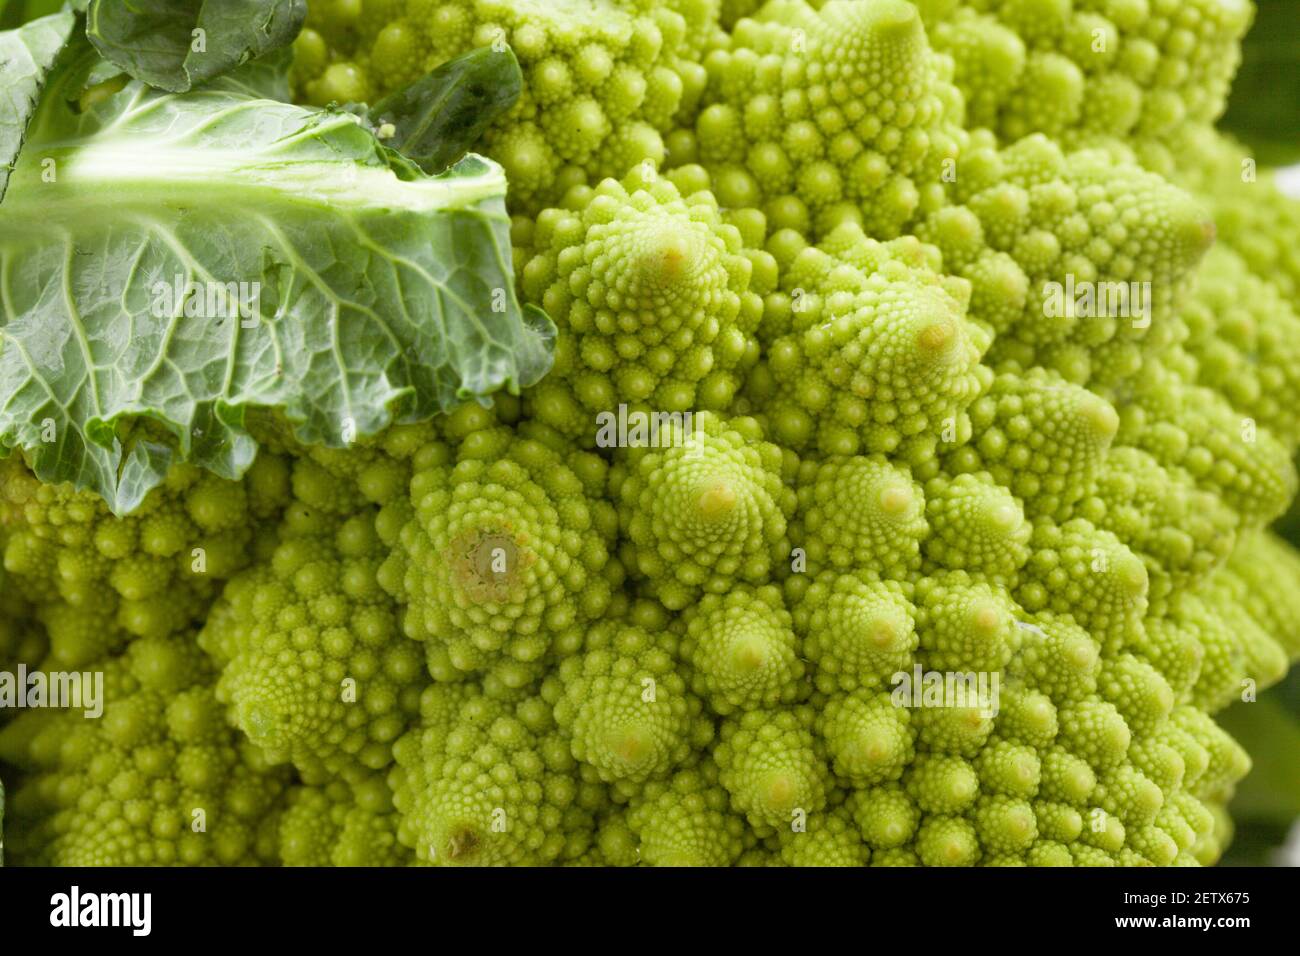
[4,142,506,216]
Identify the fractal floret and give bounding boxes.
[0,636,288,866]
[917,0,1253,154]
[683,0,967,238]
[517,167,767,438]
[382,409,622,686]
[2,0,1300,871]
[746,223,991,464]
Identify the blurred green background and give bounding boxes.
[1213,0,1300,866]
[1219,491,1300,866]
[1220,0,1300,167]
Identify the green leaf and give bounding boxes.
[86,0,305,93]
[203,45,293,101]
[81,55,125,89]
[0,10,75,201]
[370,46,523,175]
[0,41,554,514]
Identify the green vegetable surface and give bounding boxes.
[1,0,1299,869]
[0,32,552,514]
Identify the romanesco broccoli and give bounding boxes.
[2,0,1298,872]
